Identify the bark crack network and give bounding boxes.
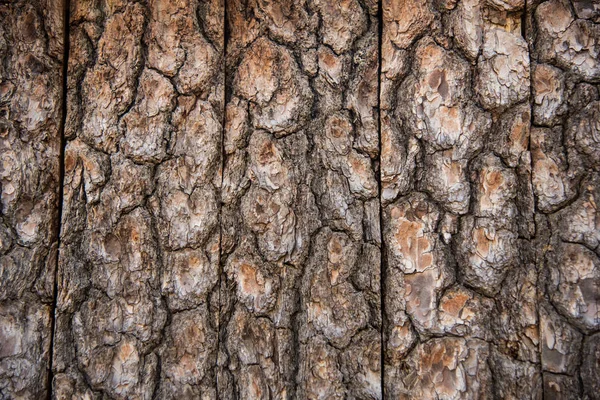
[3,0,596,398]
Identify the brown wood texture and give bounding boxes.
[380,0,599,398]
[52,0,224,398]
[0,0,598,398]
[0,0,64,398]
[219,0,381,398]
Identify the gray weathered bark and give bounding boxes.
[1,0,598,398]
[0,1,64,398]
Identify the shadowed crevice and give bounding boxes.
[216,0,229,397]
[376,0,385,398]
[47,0,71,398]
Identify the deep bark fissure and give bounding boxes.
[47,1,71,398]
[523,1,546,398]
[376,0,385,397]
[216,0,229,397]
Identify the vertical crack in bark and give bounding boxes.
[523,1,545,398]
[376,0,385,397]
[217,0,229,397]
[47,0,71,398]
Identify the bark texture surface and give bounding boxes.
[219,0,381,398]
[53,0,224,398]
[0,1,64,398]
[380,0,599,398]
[530,1,600,398]
[380,0,539,398]
[1,0,599,398]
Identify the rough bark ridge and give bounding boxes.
[381,0,539,397]
[529,0,600,398]
[52,0,224,398]
[219,0,381,398]
[381,0,599,398]
[1,0,599,398]
[0,1,64,398]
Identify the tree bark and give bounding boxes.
[0,1,64,398]
[219,0,381,398]
[0,0,599,398]
[529,1,600,398]
[381,0,540,397]
[53,0,224,398]
[381,0,599,398]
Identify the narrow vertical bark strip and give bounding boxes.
[377,0,386,395]
[380,0,542,397]
[0,1,64,397]
[527,0,600,398]
[52,0,224,398]
[47,0,70,396]
[220,0,382,398]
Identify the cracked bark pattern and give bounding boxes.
[381,0,541,398]
[0,0,64,398]
[219,0,381,398]
[381,0,599,398]
[529,0,600,398]
[2,0,599,398]
[52,0,224,398]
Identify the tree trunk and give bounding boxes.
[0,0,598,398]
[52,0,224,397]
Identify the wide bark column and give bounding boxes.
[52,0,224,398]
[527,0,600,397]
[380,0,541,397]
[0,1,64,398]
[220,0,381,398]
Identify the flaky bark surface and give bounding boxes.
[0,1,64,398]
[53,0,224,398]
[529,1,600,398]
[380,0,539,398]
[219,1,381,398]
[381,0,599,398]
[1,0,598,398]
